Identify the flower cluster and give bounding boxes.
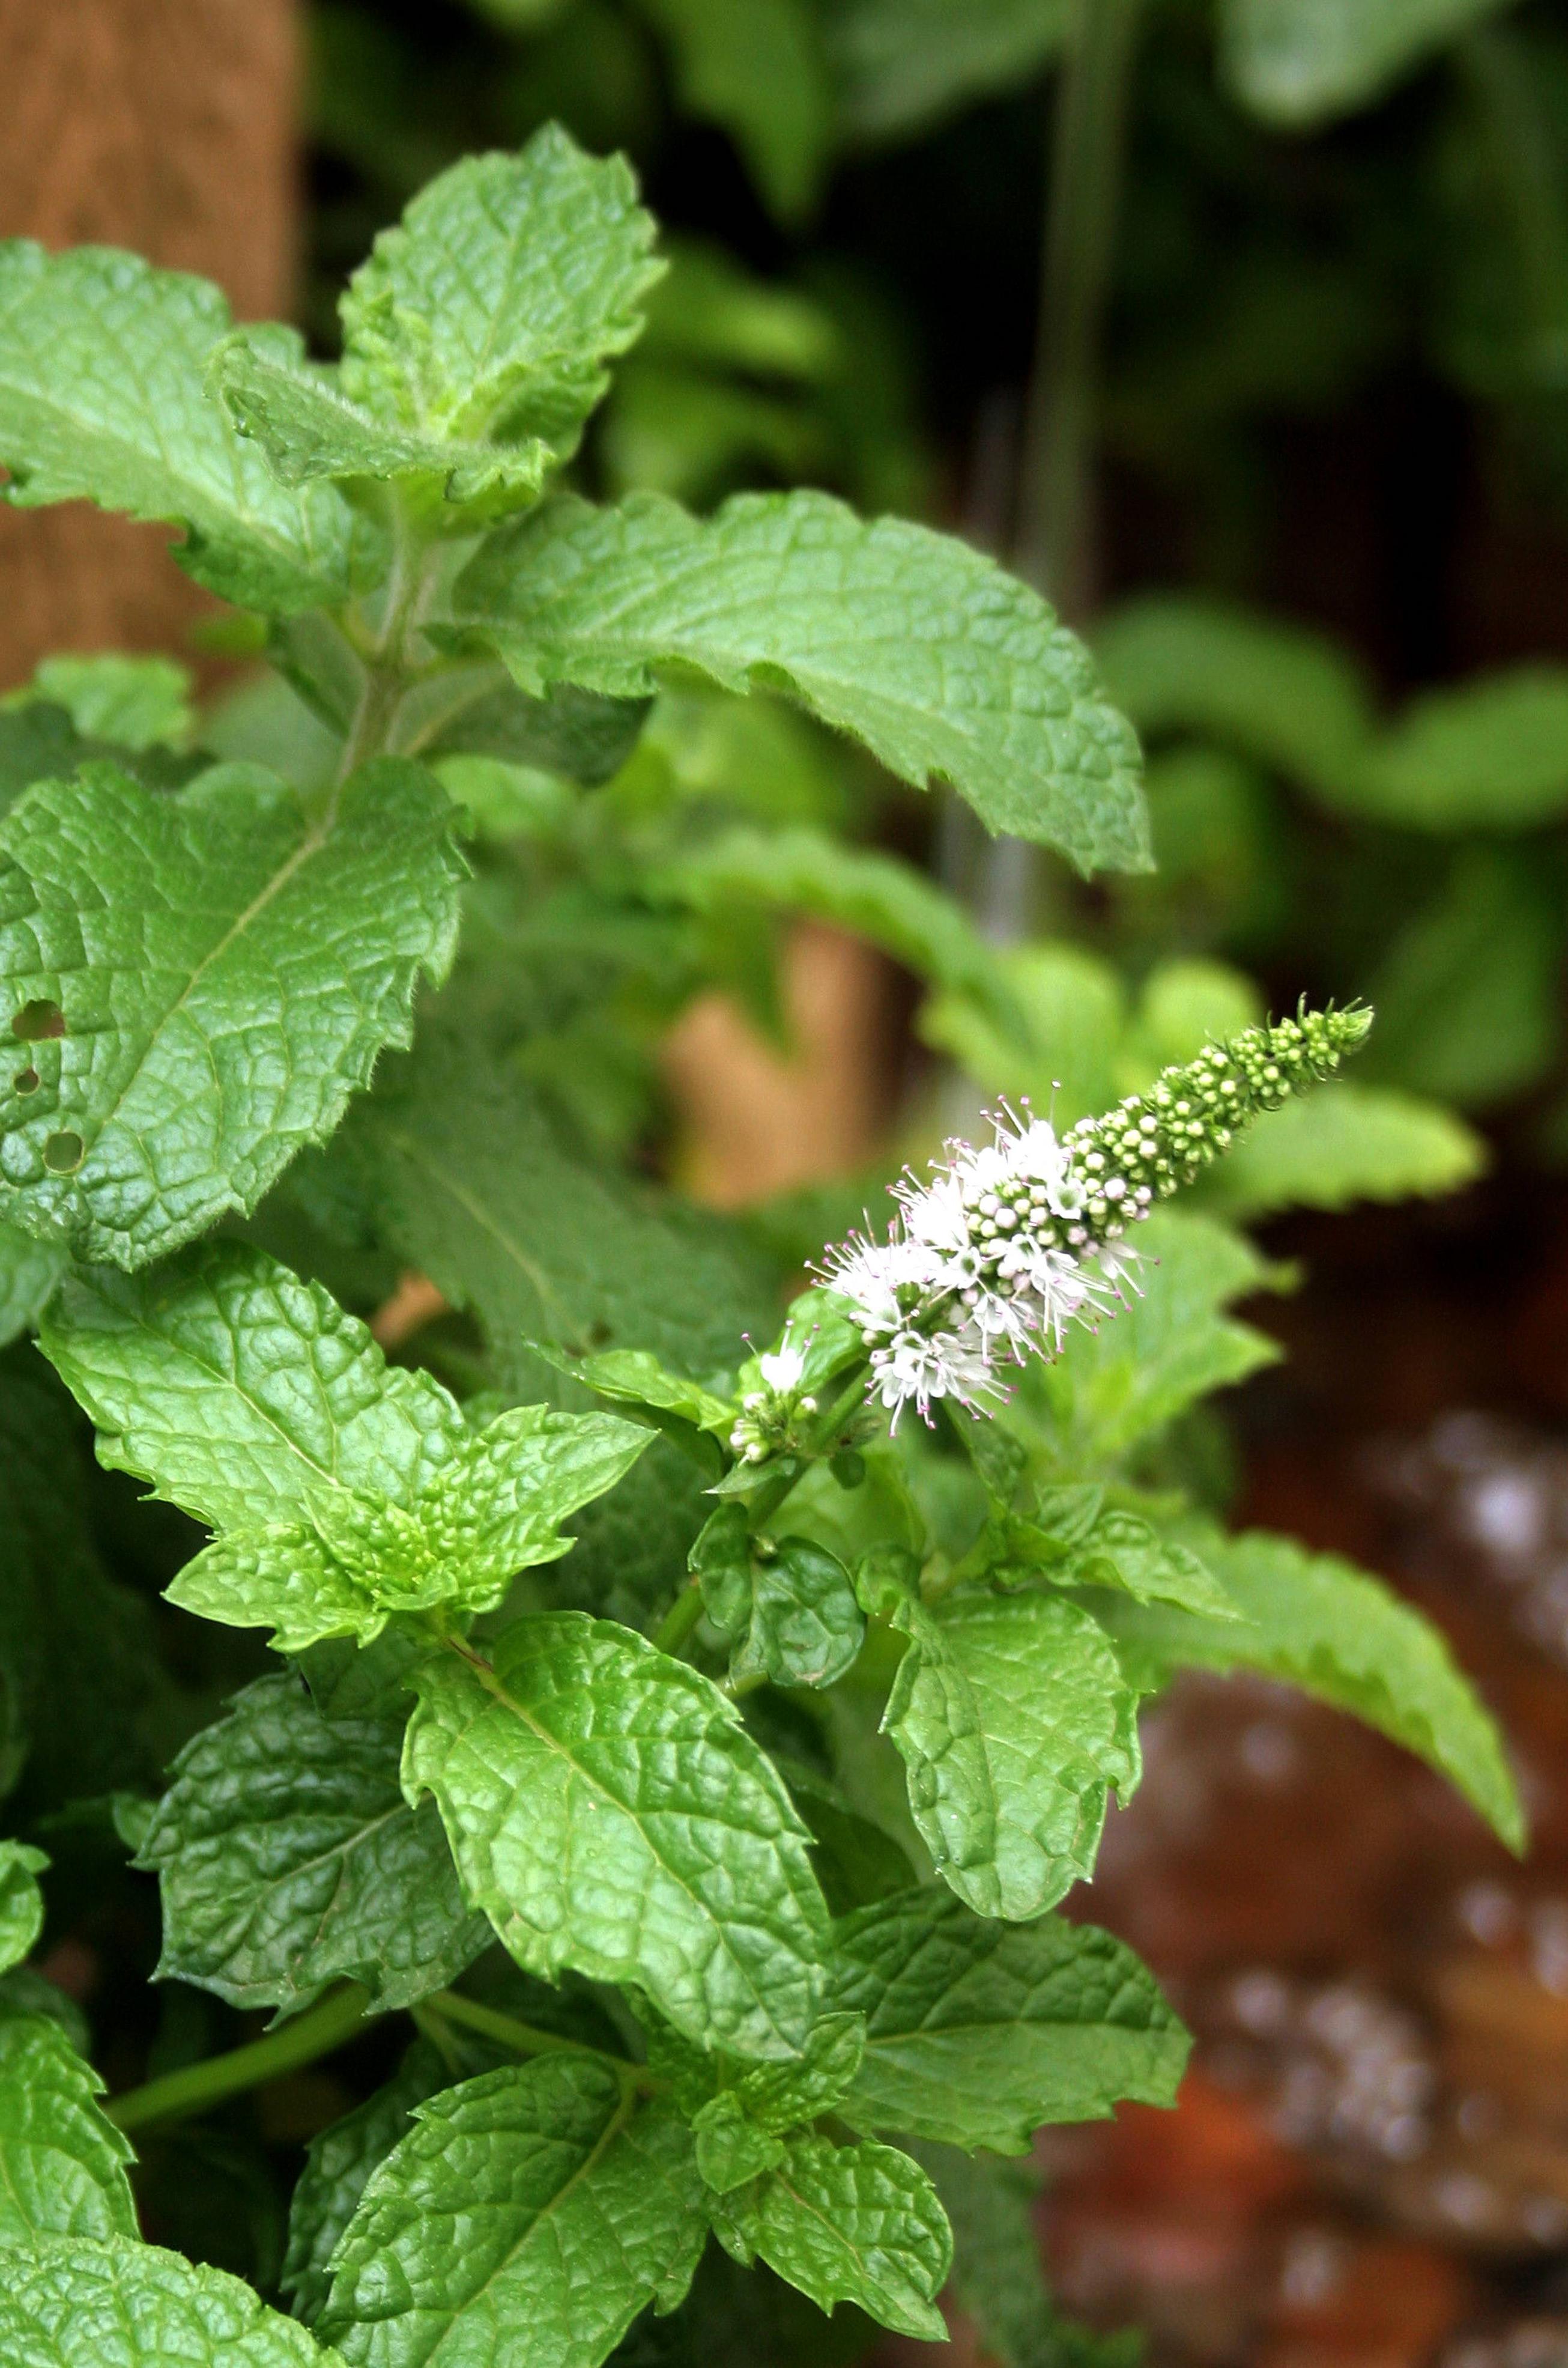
[728,1344,818,1464]
[820,1006,1370,1425]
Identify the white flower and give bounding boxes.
[870,1322,996,1425]
[898,1171,972,1254]
[757,1342,806,1394]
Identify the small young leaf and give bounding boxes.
[41,1242,470,1534]
[319,2059,707,2368]
[138,1675,489,2019]
[884,1591,1139,1921]
[732,2009,867,2134]
[0,2236,337,2366]
[282,2039,451,2324]
[572,1349,737,1436]
[404,1613,831,2059]
[0,1838,47,1974]
[339,125,663,469]
[1101,1525,1525,1851]
[0,244,359,613]
[709,1532,867,1692]
[450,490,1148,872]
[0,2017,137,2243]
[693,2093,787,2193]
[0,758,464,1266]
[831,1886,1188,2153]
[28,654,193,751]
[712,2133,951,2341]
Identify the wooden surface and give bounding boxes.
[0,0,299,684]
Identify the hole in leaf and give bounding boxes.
[43,1130,83,1175]
[12,1000,64,1042]
[13,1068,38,1094]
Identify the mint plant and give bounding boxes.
[0,124,1524,2368]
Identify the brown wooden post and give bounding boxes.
[0,0,299,685]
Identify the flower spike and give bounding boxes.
[819,1004,1370,1425]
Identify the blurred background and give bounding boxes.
[15,1,1568,2360]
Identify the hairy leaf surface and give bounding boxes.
[0,244,357,613]
[884,1591,1139,1922]
[405,1613,830,2057]
[451,490,1148,870]
[139,1675,488,2018]
[831,1886,1187,2152]
[0,759,463,1266]
[319,2059,706,2368]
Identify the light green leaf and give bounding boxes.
[165,1523,401,1656]
[652,824,1018,1022]
[1038,1210,1283,1466]
[1201,1082,1486,1219]
[1364,848,1563,1108]
[408,1403,653,1608]
[1221,0,1516,127]
[331,1030,773,1385]
[0,1222,64,1349]
[339,126,662,470]
[41,1241,470,1534]
[733,2009,867,2133]
[698,1519,867,1691]
[829,0,1069,141]
[0,244,357,613]
[451,490,1149,871]
[637,0,832,222]
[914,2145,1140,2368]
[884,1591,1139,1921]
[693,2093,787,2192]
[574,1349,736,1436]
[712,2132,951,2341]
[831,1886,1187,2154]
[0,1839,47,1974]
[1354,667,1568,831]
[29,655,193,752]
[1058,1510,1239,1621]
[1095,593,1375,805]
[405,1613,830,2057]
[0,2018,137,2244]
[0,2236,340,2364]
[921,941,1125,1128]
[137,1675,489,2019]
[283,2041,449,2325]
[0,757,464,1267]
[319,2059,707,2368]
[213,341,550,523]
[1103,1523,1524,1851]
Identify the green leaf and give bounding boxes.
[28,655,193,752]
[138,1675,489,2019]
[1038,1211,1283,1466]
[830,1886,1187,2154]
[0,244,357,613]
[319,2059,707,2368]
[405,1613,830,2057]
[1056,1510,1238,1622]
[921,942,1125,1128]
[331,1030,773,1385]
[0,758,464,1266]
[422,675,650,783]
[0,1839,47,1973]
[712,2133,951,2341]
[1220,0,1516,126]
[637,0,832,222]
[282,2041,450,2324]
[1095,594,1375,806]
[1103,1524,1524,1851]
[0,1222,64,1348]
[42,1242,470,1535]
[914,2145,1140,2368]
[698,1518,867,1690]
[571,1349,736,1437]
[0,2017,137,2243]
[212,341,551,524]
[0,702,199,823]
[0,2236,339,2364]
[1352,667,1568,831]
[828,0,1070,142]
[1200,1082,1486,1219]
[450,491,1149,871]
[339,126,662,471]
[693,2093,787,2192]
[884,1591,1139,1922]
[1363,848,1563,1108]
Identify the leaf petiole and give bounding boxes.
[107,1980,372,2133]
[422,1989,653,2091]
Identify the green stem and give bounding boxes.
[1015,0,1144,617]
[336,503,437,783]
[108,1982,371,2134]
[425,1990,647,2086]
[653,1580,707,1657]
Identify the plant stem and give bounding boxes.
[653,1579,706,1656]
[425,1990,646,2085]
[108,1982,371,2134]
[1015,0,1144,619]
